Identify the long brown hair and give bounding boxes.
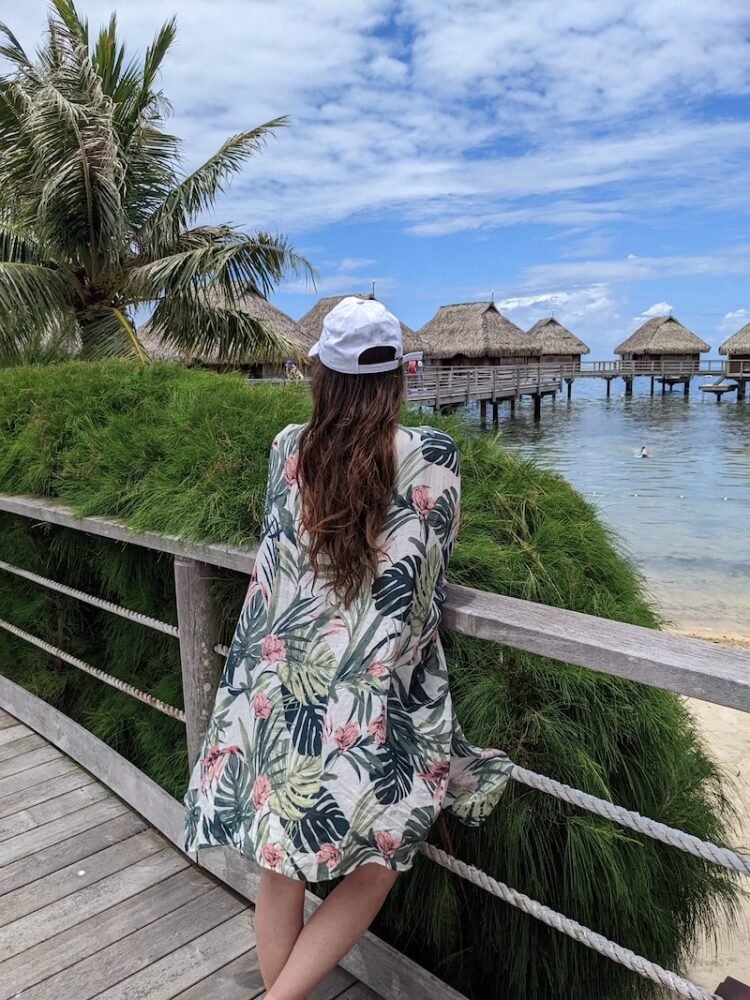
[297,349,404,605]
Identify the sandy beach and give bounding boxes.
[670,628,750,990]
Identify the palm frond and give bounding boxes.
[143,18,177,92]
[0,260,71,320]
[148,292,292,362]
[50,0,89,49]
[128,229,315,305]
[0,23,33,73]
[77,305,148,361]
[136,121,288,251]
[0,222,40,263]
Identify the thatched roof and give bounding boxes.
[417,301,528,359]
[614,316,710,356]
[297,293,421,354]
[137,288,311,365]
[719,322,750,356]
[526,317,590,356]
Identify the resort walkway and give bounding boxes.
[0,707,376,1000]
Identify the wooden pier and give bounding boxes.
[0,706,375,1000]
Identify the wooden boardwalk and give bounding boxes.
[0,707,376,1000]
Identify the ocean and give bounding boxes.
[467,375,750,632]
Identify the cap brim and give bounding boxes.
[308,342,320,358]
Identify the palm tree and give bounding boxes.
[0,0,314,363]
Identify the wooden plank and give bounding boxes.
[0,676,185,847]
[0,495,257,574]
[0,743,60,780]
[0,731,45,762]
[443,583,750,713]
[0,867,210,999]
[1,827,167,925]
[0,755,76,800]
[172,949,264,1000]
[336,986,383,999]
[0,723,32,746]
[93,910,255,1000]
[0,845,187,961]
[0,711,18,729]
[18,885,247,1000]
[309,967,361,999]
[0,797,128,867]
[0,765,95,820]
[0,810,146,895]
[0,781,110,842]
[199,846,467,1000]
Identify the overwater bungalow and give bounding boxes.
[137,288,310,375]
[719,322,750,378]
[525,317,590,369]
[417,301,529,367]
[614,315,710,371]
[298,293,422,354]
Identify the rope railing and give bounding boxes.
[421,844,721,1000]
[0,559,180,637]
[0,617,185,722]
[1,504,747,998]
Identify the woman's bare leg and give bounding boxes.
[266,864,398,1000]
[255,868,307,988]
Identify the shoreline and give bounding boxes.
[663,626,750,988]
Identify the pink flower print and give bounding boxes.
[367,712,387,746]
[260,634,286,664]
[284,453,299,487]
[418,760,450,783]
[198,745,242,792]
[334,721,360,752]
[412,485,436,519]
[261,842,284,870]
[253,691,272,719]
[316,843,342,871]
[448,769,480,794]
[324,615,347,637]
[367,660,388,678]
[375,830,401,859]
[252,775,272,810]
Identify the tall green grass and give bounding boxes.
[0,361,739,999]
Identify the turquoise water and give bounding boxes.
[468,378,750,632]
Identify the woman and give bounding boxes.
[184,297,511,1000]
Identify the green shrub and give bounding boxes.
[0,361,738,999]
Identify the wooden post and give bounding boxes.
[661,379,666,396]
[624,377,633,397]
[650,376,655,396]
[566,378,572,400]
[533,393,541,421]
[606,378,612,399]
[480,399,487,427]
[492,401,499,426]
[738,380,747,401]
[174,558,224,769]
[684,378,690,397]
[509,398,516,417]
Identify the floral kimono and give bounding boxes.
[184,424,511,881]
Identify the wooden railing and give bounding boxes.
[1,493,749,999]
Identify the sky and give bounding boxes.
[4,0,750,355]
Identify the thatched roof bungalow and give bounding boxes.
[614,316,710,367]
[298,293,422,355]
[526,317,590,369]
[719,322,750,377]
[137,288,310,374]
[417,301,530,367]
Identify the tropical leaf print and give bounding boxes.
[278,633,337,705]
[213,751,254,833]
[421,429,459,473]
[282,685,327,755]
[372,554,422,621]
[285,790,350,853]
[268,748,322,821]
[184,424,510,881]
[426,486,459,548]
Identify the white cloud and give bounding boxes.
[720,308,750,333]
[5,0,750,238]
[638,301,674,319]
[337,258,375,272]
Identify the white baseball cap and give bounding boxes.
[309,296,422,374]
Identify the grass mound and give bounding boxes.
[0,361,738,999]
